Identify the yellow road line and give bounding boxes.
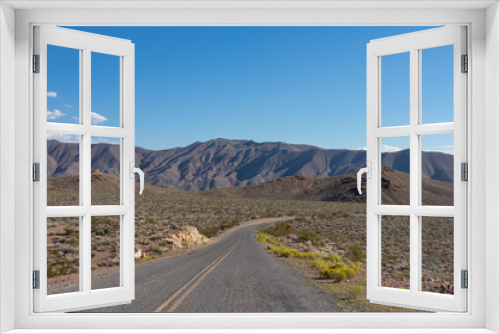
[166,242,238,313]
[154,241,238,313]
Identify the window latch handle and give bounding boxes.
[357,162,371,195]
[129,162,144,195]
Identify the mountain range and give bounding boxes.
[47,138,454,191]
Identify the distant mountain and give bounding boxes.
[47,138,454,191]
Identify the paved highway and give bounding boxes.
[84,220,339,313]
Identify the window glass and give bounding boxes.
[421,133,454,206]
[91,216,121,290]
[47,133,80,206]
[47,45,80,124]
[381,216,410,289]
[381,52,410,127]
[421,45,454,124]
[91,52,120,127]
[381,137,410,205]
[47,217,80,295]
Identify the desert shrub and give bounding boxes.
[150,243,162,254]
[344,284,364,300]
[320,268,347,282]
[343,267,356,279]
[297,229,324,246]
[255,231,280,245]
[395,269,410,278]
[348,244,365,263]
[262,221,290,238]
[280,248,293,257]
[220,218,240,230]
[268,245,320,259]
[312,260,329,271]
[323,254,343,263]
[300,252,322,259]
[350,264,362,273]
[139,254,157,262]
[330,263,346,270]
[197,226,220,238]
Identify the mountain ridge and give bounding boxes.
[47,138,454,191]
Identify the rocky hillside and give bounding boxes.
[203,167,453,206]
[47,138,454,191]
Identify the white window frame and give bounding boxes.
[365,26,467,312]
[0,1,499,333]
[33,26,136,313]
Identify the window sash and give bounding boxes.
[33,25,136,313]
[366,26,468,312]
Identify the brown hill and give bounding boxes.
[202,167,453,206]
[47,139,454,191]
[48,170,181,196]
[48,168,452,206]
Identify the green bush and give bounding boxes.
[300,252,322,259]
[343,267,356,279]
[348,244,365,263]
[262,221,290,238]
[344,284,364,300]
[323,254,343,262]
[320,268,347,282]
[255,231,280,245]
[312,260,329,271]
[197,226,220,238]
[331,263,346,270]
[297,229,324,246]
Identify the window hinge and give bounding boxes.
[461,54,468,73]
[33,270,40,289]
[33,163,40,182]
[33,54,40,73]
[461,270,468,289]
[461,162,468,182]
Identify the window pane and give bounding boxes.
[47,217,80,295]
[92,52,120,127]
[421,217,454,295]
[421,133,454,206]
[381,216,410,289]
[380,137,410,205]
[47,45,80,124]
[381,52,410,127]
[91,216,121,290]
[47,133,80,206]
[421,45,454,124]
[91,137,121,205]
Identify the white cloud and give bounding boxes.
[47,91,57,98]
[92,137,119,145]
[356,145,406,153]
[423,145,454,155]
[47,109,66,120]
[64,104,73,108]
[91,112,107,125]
[381,144,403,153]
[47,133,79,143]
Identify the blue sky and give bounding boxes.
[47,26,454,154]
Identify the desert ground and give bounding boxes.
[46,170,454,312]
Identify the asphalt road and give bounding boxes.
[83,220,339,313]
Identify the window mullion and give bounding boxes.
[81,47,92,294]
[409,47,420,294]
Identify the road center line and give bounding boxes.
[154,240,239,313]
[166,241,238,313]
